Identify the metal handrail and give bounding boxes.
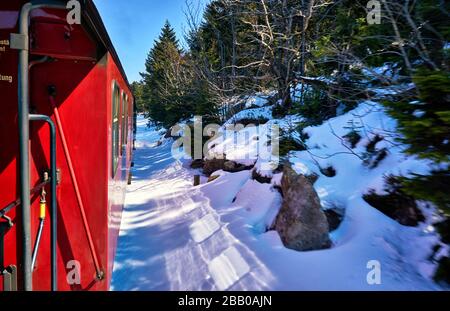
[0,180,51,221]
[29,114,58,291]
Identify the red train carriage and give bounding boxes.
[0,0,134,291]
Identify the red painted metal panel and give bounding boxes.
[31,20,98,61]
[0,0,22,293]
[0,1,133,291]
[30,58,109,291]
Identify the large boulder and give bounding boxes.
[280,164,318,196]
[280,164,298,196]
[274,165,331,251]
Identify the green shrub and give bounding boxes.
[295,87,338,126]
[279,136,306,157]
[400,169,450,215]
[272,103,289,119]
[383,69,450,163]
[435,218,450,244]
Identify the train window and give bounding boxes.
[122,93,128,148]
[120,92,124,155]
[129,98,134,154]
[112,82,120,176]
[125,95,128,145]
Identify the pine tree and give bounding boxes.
[131,81,145,113]
[384,69,450,163]
[141,21,189,127]
[376,1,450,164]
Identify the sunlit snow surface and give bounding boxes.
[111,117,275,290]
[111,114,442,291]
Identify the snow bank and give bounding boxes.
[208,108,303,168]
[202,100,442,290]
[114,99,443,290]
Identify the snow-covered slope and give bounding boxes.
[202,100,443,290]
[112,109,444,290]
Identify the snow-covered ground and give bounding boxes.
[111,112,443,291]
[111,117,277,290]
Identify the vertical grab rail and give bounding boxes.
[28,114,57,291]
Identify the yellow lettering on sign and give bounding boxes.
[0,39,9,54]
[0,74,13,83]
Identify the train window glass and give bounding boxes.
[112,82,120,176]
[122,93,127,148]
[130,98,134,154]
[124,95,128,145]
[121,92,124,155]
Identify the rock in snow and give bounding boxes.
[274,165,331,251]
[224,161,237,171]
[203,158,254,175]
[203,158,227,175]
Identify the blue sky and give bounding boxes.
[94,0,205,83]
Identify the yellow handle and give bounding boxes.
[39,201,46,219]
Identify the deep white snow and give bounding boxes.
[112,111,443,291]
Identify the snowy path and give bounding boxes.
[111,118,273,291]
[111,116,440,291]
